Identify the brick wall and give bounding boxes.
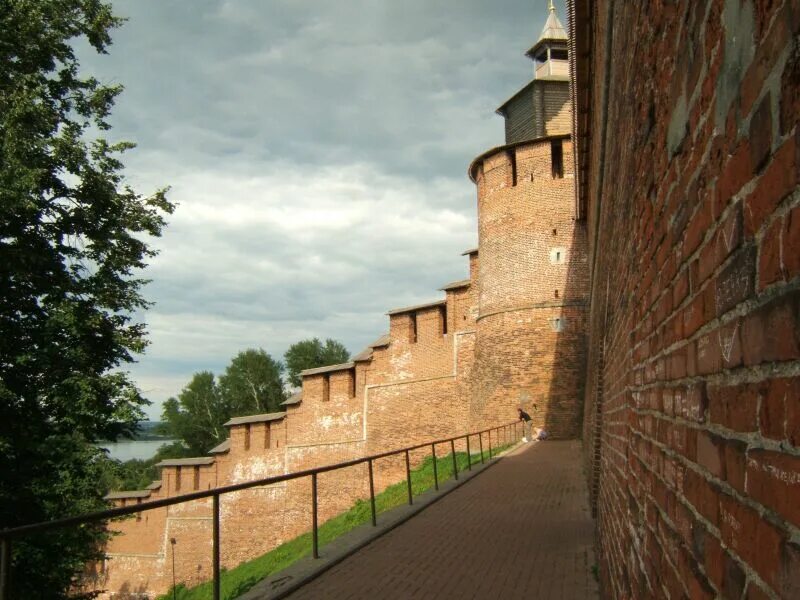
[573,0,800,597]
[470,137,590,437]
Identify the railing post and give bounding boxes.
[466,436,472,470]
[1,537,10,600]
[405,450,413,505]
[479,432,484,463]
[431,444,439,491]
[488,429,492,458]
[212,494,220,600]
[450,439,458,481]
[368,459,377,527]
[312,473,319,559]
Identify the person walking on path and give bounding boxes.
[518,408,532,442]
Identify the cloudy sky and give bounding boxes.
[79,0,567,419]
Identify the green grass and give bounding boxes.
[158,442,516,600]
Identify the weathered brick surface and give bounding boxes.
[575,0,800,597]
[471,138,590,438]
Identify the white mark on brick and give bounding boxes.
[721,507,742,539]
[748,457,800,485]
[697,335,711,362]
[722,215,738,252]
[718,322,739,363]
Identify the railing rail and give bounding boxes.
[0,420,521,600]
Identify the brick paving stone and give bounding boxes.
[285,440,599,600]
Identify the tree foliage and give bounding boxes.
[160,372,226,456]
[0,1,173,596]
[284,338,350,387]
[219,348,285,414]
[160,350,285,455]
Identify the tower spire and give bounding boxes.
[548,0,556,12]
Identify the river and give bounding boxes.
[99,439,177,462]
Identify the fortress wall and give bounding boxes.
[470,137,589,436]
[471,304,586,437]
[446,286,475,333]
[574,0,800,597]
[292,371,362,446]
[385,309,453,381]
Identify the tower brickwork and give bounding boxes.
[469,136,589,438]
[468,3,589,438]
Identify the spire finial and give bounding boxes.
[548,0,556,12]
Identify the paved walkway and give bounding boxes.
[285,440,599,600]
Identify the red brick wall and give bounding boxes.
[576,0,800,597]
[470,137,590,437]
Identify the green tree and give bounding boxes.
[284,338,350,387]
[160,373,226,456]
[0,1,173,595]
[218,348,285,414]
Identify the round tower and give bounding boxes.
[468,5,589,438]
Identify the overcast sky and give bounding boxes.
[79,0,567,419]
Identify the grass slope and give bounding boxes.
[159,443,514,600]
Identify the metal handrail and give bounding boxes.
[0,420,521,599]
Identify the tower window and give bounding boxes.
[550,247,567,264]
[244,424,251,450]
[508,150,517,186]
[265,423,271,449]
[551,49,568,60]
[322,374,330,401]
[551,139,564,179]
[440,306,448,335]
[410,313,418,343]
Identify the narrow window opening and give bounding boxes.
[556,251,561,262]
[508,150,517,186]
[244,424,251,450]
[348,368,356,398]
[193,466,200,490]
[322,374,330,401]
[552,228,557,236]
[410,313,418,343]
[551,139,564,179]
[555,289,559,298]
[175,468,181,492]
[265,422,271,449]
[440,306,448,335]
[136,498,142,521]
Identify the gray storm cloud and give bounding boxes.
[78,0,563,417]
